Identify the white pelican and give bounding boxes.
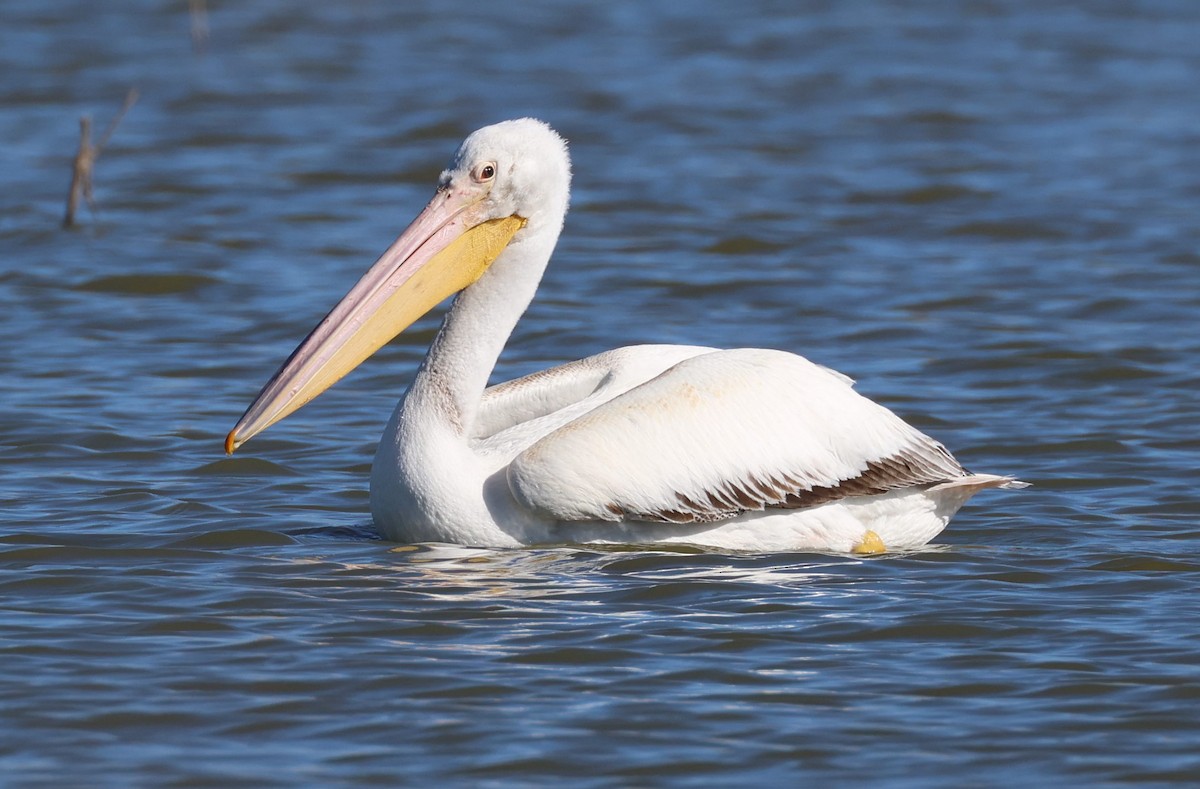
[227,118,1023,553]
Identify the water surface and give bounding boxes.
[2,1,1199,785]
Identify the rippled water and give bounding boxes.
[3,1,1199,784]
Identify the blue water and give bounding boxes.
[2,1,1199,785]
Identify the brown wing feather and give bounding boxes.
[619,442,968,525]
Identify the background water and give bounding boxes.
[2,1,1198,785]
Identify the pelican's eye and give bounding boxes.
[473,162,497,183]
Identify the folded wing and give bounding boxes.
[506,349,969,524]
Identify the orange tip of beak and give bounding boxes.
[224,429,237,456]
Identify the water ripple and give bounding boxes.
[2,0,1200,785]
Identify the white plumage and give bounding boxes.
[229,118,1023,552]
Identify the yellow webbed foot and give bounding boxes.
[852,530,887,555]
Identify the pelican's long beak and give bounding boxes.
[225,189,525,454]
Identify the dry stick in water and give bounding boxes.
[189,0,209,54]
[64,88,139,228]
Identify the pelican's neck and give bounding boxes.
[408,223,561,435]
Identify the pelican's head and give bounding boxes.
[443,118,571,237]
[225,118,571,453]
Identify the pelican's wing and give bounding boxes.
[506,349,970,524]
[475,355,614,441]
[474,345,716,441]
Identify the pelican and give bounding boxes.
[227,118,1023,553]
